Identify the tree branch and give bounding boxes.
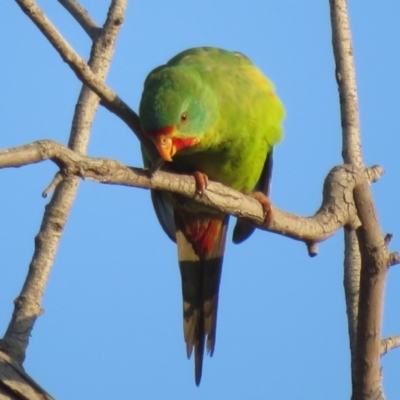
[2,2,129,397]
[330,4,363,167]
[329,3,364,383]
[0,140,384,244]
[58,0,100,39]
[0,352,53,399]
[353,179,388,399]
[329,1,395,399]
[2,6,126,399]
[388,252,400,267]
[381,336,400,356]
[14,0,158,163]
[5,1,397,398]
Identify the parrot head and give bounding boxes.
[139,65,218,161]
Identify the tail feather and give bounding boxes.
[174,210,228,385]
[194,312,205,386]
[202,260,222,356]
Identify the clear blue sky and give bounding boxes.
[1,1,399,399]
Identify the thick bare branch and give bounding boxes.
[58,0,100,39]
[343,227,362,375]
[0,351,53,400]
[329,0,363,167]
[329,3,368,398]
[353,179,388,399]
[2,0,126,367]
[0,140,384,244]
[330,2,395,398]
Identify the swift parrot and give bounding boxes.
[139,47,284,385]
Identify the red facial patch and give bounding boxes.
[172,137,199,152]
[145,126,199,152]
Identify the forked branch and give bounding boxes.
[329,0,397,399]
[15,0,158,163]
[1,1,126,398]
[58,0,100,39]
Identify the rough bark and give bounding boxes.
[329,1,396,398]
[0,1,126,398]
[0,140,384,244]
[329,2,364,379]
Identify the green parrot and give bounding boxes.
[139,47,284,385]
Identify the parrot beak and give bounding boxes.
[146,126,199,162]
[152,134,177,162]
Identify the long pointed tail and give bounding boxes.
[174,210,228,385]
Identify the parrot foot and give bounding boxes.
[249,191,273,226]
[193,171,209,196]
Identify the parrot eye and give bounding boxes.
[180,111,188,124]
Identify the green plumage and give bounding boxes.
[140,47,283,192]
[139,47,284,385]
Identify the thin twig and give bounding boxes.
[306,242,319,257]
[384,233,393,246]
[58,0,100,39]
[42,172,64,197]
[381,336,400,356]
[388,252,400,267]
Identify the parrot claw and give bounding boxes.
[249,191,273,226]
[193,171,209,196]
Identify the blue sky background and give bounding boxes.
[1,1,399,399]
